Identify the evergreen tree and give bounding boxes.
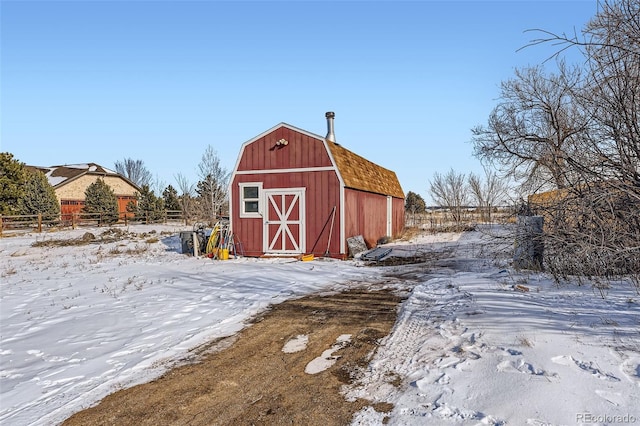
[84,178,119,224]
[162,185,181,211]
[130,184,165,222]
[405,191,427,213]
[0,152,27,215]
[18,170,60,220]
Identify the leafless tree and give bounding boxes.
[522,0,639,195]
[468,169,509,222]
[196,145,230,223]
[521,0,640,289]
[471,63,590,194]
[175,173,195,225]
[151,174,166,197]
[581,1,639,195]
[429,169,469,228]
[114,158,152,188]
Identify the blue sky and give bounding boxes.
[1,0,597,203]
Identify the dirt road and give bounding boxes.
[63,285,409,426]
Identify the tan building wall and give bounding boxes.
[55,175,139,201]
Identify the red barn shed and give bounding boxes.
[229,112,405,258]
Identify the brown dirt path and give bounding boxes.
[62,286,408,426]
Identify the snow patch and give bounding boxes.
[305,334,351,375]
[282,335,309,353]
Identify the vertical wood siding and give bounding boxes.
[344,189,404,248]
[232,127,340,257]
[392,197,405,237]
[236,128,333,172]
[232,171,341,256]
[231,125,404,257]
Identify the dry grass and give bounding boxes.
[62,288,406,426]
[31,229,157,253]
[397,226,422,241]
[517,336,534,348]
[2,265,18,277]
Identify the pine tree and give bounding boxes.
[84,179,119,224]
[18,170,60,220]
[405,191,427,213]
[162,185,181,211]
[0,152,27,215]
[131,184,165,222]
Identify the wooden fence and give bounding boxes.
[405,207,515,232]
[0,210,186,236]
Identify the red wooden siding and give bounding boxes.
[232,126,342,256]
[236,128,333,172]
[231,123,404,258]
[392,197,405,237]
[343,189,404,248]
[232,171,341,257]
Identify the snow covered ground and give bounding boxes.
[1,224,639,425]
[349,231,640,425]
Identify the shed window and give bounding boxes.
[239,182,262,218]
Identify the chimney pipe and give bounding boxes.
[325,111,336,142]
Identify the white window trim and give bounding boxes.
[239,182,263,218]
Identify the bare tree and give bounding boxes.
[114,158,152,188]
[196,145,230,222]
[521,0,640,288]
[471,63,589,193]
[468,169,509,222]
[429,169,469,228]
[523,0,639,196]
[580,1,640,195]
[151,174,166,197]
[175,173,195,225]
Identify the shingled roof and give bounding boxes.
[25,163,138,190]
[327,142,404,199]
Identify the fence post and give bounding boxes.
[514,215,544,270]
[0,216,3,237]
[38,213,42,233]
[145,211,149,225]
[72,213,77,229]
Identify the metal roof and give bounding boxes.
[25,163,139,190]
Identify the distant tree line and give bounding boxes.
[1,143,230,227]
[405,168,509,230]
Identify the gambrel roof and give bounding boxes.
[239,122,404,199]
[326,141,404,199]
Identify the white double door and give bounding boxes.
[263,188,305,254]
